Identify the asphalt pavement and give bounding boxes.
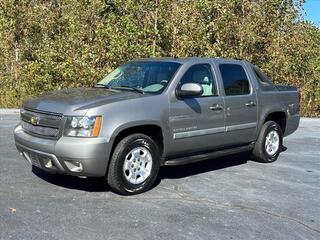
[0,113,319,240]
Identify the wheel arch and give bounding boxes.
[262,111,287,134]
[109,122,166,162]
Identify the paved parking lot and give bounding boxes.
[0,113,319,240]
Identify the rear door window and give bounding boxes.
[219,64,250,96]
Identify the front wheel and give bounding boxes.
[252,121,283,163]
[107,134,160,195]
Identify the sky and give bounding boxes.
[303,0,320,26]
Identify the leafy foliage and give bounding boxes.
[0,0,319,116]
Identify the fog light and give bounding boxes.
[43,159,53,168]
[64,161,83,172]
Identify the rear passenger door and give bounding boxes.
[218,63,258,145]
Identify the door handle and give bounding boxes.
[245,101,256,107]
[210,104,223,111]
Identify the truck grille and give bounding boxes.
[20,109,63,138]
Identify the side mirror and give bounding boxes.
[176,83,203,98]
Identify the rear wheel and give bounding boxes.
[252,121,283,163]
[107,134,160,195]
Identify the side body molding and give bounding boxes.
[173,122,257,139]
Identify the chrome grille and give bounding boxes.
[21,121,60,137]
[20,109,63,138]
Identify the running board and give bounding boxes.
[164,145,252,166]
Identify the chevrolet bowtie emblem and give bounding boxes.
[30,116,40,125]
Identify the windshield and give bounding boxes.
[98,61,181,94]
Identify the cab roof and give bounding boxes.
[132,57,247,65]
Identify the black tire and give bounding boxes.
[252,121,283,163]
[107,134,160,195]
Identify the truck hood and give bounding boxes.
[22,87,142,115]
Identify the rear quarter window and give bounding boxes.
[252,65,277,91]
[252,66,272,86]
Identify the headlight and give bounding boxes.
[64,116,102,137]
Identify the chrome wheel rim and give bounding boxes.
[265,130,280,156]
[123,147,153,185]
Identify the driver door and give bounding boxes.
[167,63,226,157]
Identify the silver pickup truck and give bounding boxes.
[14,57,300,195]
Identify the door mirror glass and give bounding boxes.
[177,83,203,98]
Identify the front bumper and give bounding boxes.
[14,124,111,177]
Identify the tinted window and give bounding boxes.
[219,64,250,96]
[180,64,217,96]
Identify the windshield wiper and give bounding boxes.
[111,85,144,94]
[94,83,110,88]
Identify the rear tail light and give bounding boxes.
[298,91,301,112]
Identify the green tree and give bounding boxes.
[0,0,319,116]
